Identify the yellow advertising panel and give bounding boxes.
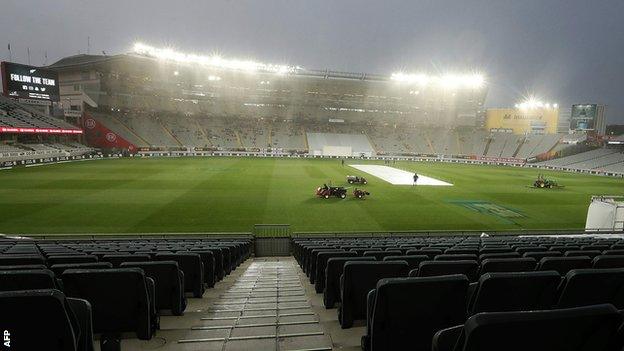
[486,108,559,134]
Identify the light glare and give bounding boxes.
[391,72,485,89]
[133,42,300,74]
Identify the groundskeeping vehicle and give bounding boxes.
[316,185,347,199]
[347,175,367,185]
[532,174,563,189]
[353,188,370,199]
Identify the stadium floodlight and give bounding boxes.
[516,96,559,110]
[132,42,301,74]
[391,72,485,89]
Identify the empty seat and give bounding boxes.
[314,251,358,293]
[0,269,57,291]
[603,249,624,256]
[413,260,479,281]
[435,304,622,351]
[309,249,344,283]
[405,248,443,258]
[515,246,546,255]
[479,258,536,274]
[155,253,204,297]
[121,261,186,316]
[47,255,98,266]
[445,248,478,255]
[593,255,624,269]
[468,271,561,314]
[324,256,376,308]
[365,275,468,351]
[0,254,45,265]
[186,249,216,288]
[0,264,47,270]
[102,254,151,267]
[62,268,154,347]
[0,289,93,351]
[522,251,562,260]
[339,261,409,328]
[564,250,602,259]
[50,262,113,276]
[363,250,402,261]
[478,252,520,261]
[556,268,624,309]
[479,247,512,255]
[435,254,478,261]
[536,256,592,275]
[382,255,429,270]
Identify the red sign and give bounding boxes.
[0,127,83,134]
[81,113,136,152]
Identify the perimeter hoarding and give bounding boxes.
[1,62,60,102]
[486,108,559,134]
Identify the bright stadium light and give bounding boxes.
[391,72,485,89]
[132,42,301,74]
[516,96,559,110]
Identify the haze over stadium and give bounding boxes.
[1,1,624,351]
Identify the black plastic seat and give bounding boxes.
[308,249,344,283]
[434,254,478,261]
[413,260,479,281]
[364,275,468,351]
[478,252,520,261]
[479,257,536,274]
[102,254,151,267]
[186,249,216,288]
[0,254,46,265]
[363,250,402,261]
[47,255,98,266]
[382,255,429,270]
[522,251,562,261]
[314,251,358,293]
[593,255,624,269]
[0,269,58,291]
[564,250,602,259]
[556,268,624,309]
[155,253,204,297]
[324,256,376,308]
[50,262,113,277]
[339,261,409,328]
[121,261,186,316]
[308,248,343,278]
[436,304,622,351]
[405,248,443,258]
[62,268,155,348]
[0,264,47,270]
[468,271,561,314]
[0,289,93,351]
[536,256,592,275]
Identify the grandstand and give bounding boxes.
[538,147,624,174]
[0,95,79,131]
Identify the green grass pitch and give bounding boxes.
[0,157,622,234]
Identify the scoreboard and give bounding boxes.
[1,62,60,102]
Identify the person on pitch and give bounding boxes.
[413,173,419,186]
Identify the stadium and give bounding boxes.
[2,3,624,350]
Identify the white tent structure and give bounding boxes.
[586,196,624,232]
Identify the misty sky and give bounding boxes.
[1,0,623,123]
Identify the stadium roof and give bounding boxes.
[48,44,486,90]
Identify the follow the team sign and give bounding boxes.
[1,61,60,101]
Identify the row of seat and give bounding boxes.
[0,238,251,351]
[362,268,624,350]
[294,236,624,351]
[317,253,624,309]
